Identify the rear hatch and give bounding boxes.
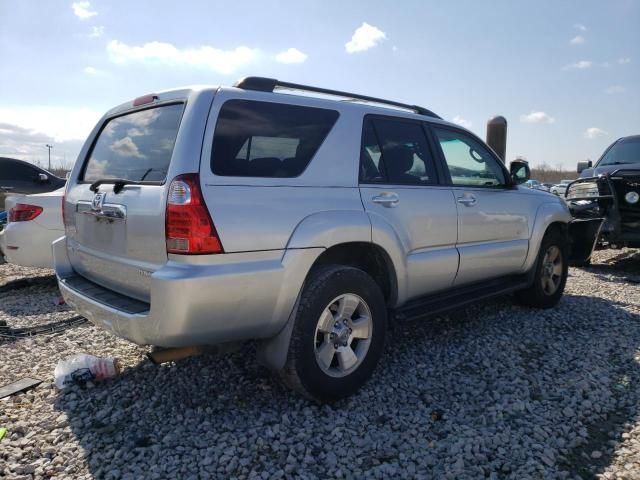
[65,101,186,302]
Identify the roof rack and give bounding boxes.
[233,76,441,119]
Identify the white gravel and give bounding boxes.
[1,250,639,479]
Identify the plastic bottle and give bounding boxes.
[54,354,121,389]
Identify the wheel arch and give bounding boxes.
[310,242,398,306]
[523,202,572,272]
[257,240,399,371]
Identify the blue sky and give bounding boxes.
[0,0,638,171]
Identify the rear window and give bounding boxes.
[82,103,184,183]
[211,100,339,177]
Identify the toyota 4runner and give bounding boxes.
[55,77,574,401]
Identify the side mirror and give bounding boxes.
[38,173,49,183]
[577,160,592,174]
[510,159,530,185]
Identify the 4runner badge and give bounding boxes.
[91,192,106,211]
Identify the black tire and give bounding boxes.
[516,228,569,308]
[278,265,387,402]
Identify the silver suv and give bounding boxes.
[55,77,572,401]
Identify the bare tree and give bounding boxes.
[530,163,576,184]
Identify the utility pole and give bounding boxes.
[45,144,53,171]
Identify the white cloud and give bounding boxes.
[0,121,87,169]
[569,35,585,45]
[89,26,104,38]
[574,23,587,31]
[275,48,308,64]
[584,127,607,139]
[520,111,556,124]
[106,40,257,75]
[72,1,97,19]
[605,85,626,95]
[618,57,631,64]
[0,106,102,143]
[452,115,472,129]
[110,137,145,158]
[345,22,386,53]
[83,66,99,75]
[126,109,160,128]
[562,60,592,70]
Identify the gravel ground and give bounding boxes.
[1,249,639,479]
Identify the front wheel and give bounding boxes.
[278,265,387,402]
[516,229,569,308]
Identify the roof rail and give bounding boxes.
[233,76,441,119]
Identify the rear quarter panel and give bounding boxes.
[198,88,366,253]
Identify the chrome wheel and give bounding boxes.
[313,293,373,378]
[541,245,563,295]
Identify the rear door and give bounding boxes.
[429,126,530,285]
[64,102,187,301]
[359,115,459,300]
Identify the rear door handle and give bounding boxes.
[457,195,477,207]
[372,192,399,207]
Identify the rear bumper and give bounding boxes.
[0,222,62,269]
[53,237,321,347]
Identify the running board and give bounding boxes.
[393,274,531,322]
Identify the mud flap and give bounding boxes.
[568,218,604,266]
[256,293,302,371]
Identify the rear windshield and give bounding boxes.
[82,103,184,183]
[211,100,339,177]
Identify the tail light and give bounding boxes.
[165,174,223,254]
[8,203,44,222]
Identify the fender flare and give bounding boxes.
[523,202,572,272]
[258,209,406,370]
[285,210,371,249]
[368,212,410,306]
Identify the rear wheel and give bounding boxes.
[279,265,387,402]
[516,229,568,308]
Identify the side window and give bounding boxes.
[360,120,385,182]
[360,117,437,185]
[0,162,37,181]
[433,128,506,187]
[212,100,339,178]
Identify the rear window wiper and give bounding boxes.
[89,178,157,194]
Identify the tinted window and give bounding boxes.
[0,160,37,181]
[433,128,506,187]
[599,137,640,166]
[212,100,339,177]
[82,104,184,183]
[360,121,385,182]
[360,117,437,185]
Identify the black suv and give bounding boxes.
[569,135,640,249]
